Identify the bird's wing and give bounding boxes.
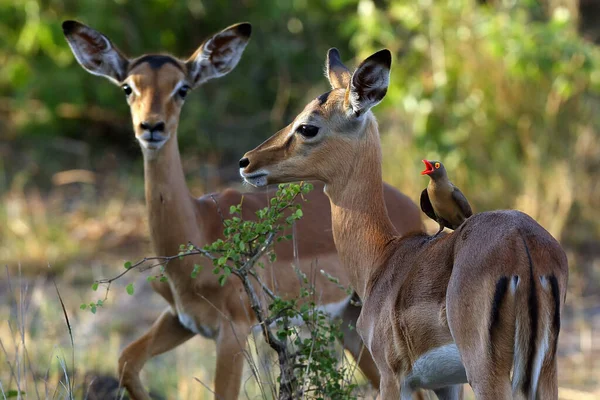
[420,188,437,221]
[452,187,473,218]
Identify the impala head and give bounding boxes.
[62,20,251,159]
[421,159,447,180]
[240,48,391,187]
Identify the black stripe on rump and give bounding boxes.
[548,274,561,355]
[489,275,509,351]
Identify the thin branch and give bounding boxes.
[248,269,277,300]
[241,232,276,274]
[194,377,223,400]
[209,194,226,226]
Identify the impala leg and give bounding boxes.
[118,308,195,400]
[339,299,381,389]
[377,373,400,400]
[446,277,513,400]
[213,323,249,400]
[535,355,558,399]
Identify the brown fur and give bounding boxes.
[63,22,424,399]
[241,49,568,399]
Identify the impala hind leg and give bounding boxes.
[535,356,558,399]
[377,373,400,400]
[118,308,195,400]
[446,275,514,400]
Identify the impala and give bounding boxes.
[62,21,425,399]
[240,48,568,399]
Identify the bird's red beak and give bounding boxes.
[421,159,434,175]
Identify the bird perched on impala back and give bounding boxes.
[420,160,473,236]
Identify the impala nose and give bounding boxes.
[239,157,250,168]
[140,121,165,132]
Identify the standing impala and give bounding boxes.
[240,48,568,399]
[62,21,425,399]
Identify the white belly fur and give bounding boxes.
[177,311,217,339]
[401,344,467,391]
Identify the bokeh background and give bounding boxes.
[1,0,599,398]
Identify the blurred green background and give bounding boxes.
[1,0,599,398]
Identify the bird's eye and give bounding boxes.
[435,162,440,169]
[178,85,190,99]
[122,84,132,96]
[296,125,319,138]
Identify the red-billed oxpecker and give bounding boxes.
[420,160,473,236]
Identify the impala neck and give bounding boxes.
[324,118,398,299]
[143,136,201,264]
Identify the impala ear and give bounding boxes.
[326,48,351,89]
[62,20,129,85]
[346,49,391,116]
[186,22,252,87]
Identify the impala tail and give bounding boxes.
[488,230,565,400]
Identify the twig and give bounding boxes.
[241,232,276,274]
[52,277,75,398]
[209,194,226,226]
[194,377,223,400]
[94,247,217,302]
[248,269,277,300]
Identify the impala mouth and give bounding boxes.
[240,170,269,187]
[138,131,169,150]
[421,159,434,175]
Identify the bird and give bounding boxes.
[420,159,473,236]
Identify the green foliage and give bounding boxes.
[0,0,354,157]
[200,182,312,287]
[80,299,103,314]
[2,0,599,250]
[179,182,357,398]
[343,0,600,241]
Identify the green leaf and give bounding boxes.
[126,283,134,296]
[147,275,157,282]
[90,304,97,314]
[96,299,103,306]
[91,282,99,291]
[6,390,25,398]
[218,274,227,286]
[124,261,132,269]
[80,304,87,310]
[191,264,202,278]
[212,266,221,275]
[160,276,168,282]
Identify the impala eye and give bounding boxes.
[178,85,190,99]
[122,84,132,96]
[296,125,319,138]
